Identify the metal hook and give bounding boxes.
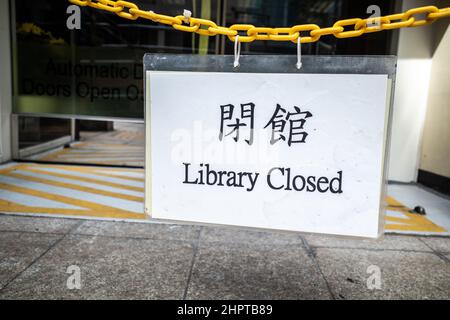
[296,36,302,70]
[234,35,241,68]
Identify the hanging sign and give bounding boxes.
[144,55,396,238]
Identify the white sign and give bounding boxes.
[145,71,390,238]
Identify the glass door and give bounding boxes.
[11,0,395,167]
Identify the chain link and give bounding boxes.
[69,0,450,43]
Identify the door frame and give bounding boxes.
[0,0,12,163]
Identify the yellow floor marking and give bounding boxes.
[386,196,408,209]
[54,159,144,164]
[67,143,141,147]
[39,143,88,161]
[46,164,144,174]
[0,182,138,216]
[0,199,145,219]
[89,172,144,182]
[5,172,144,203]
[0,163,145,219]
[0,199,88,215]
[50,159,144,165]
[31,128,144,165]
[77,143,142,148]
[55,153,144,157]
[39,149,70,161]
[0,164,446,228]
[38,141,139,162]
[19,166,144,192]
[385,196,446,233]
[45,165,145,182]
[70,160,144,165]
[384,216,415,224]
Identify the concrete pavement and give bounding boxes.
[0,214,449,300]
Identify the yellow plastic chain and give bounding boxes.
[68,0,450,43]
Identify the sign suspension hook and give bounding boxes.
[296,35,302,70]
[234,35,241,68]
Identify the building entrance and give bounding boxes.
[11,0,394,167]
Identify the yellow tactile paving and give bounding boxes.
[0,163,447,233]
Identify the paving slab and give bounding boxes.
[303,234,432,252]
[200,226,304,245]
[0,235,194,300]
[0,232,62,289]
[314,248,450,300]
[72,220,201,242]
[0,215,80,234]
[186,242,331,300]
[419,237,450,253]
